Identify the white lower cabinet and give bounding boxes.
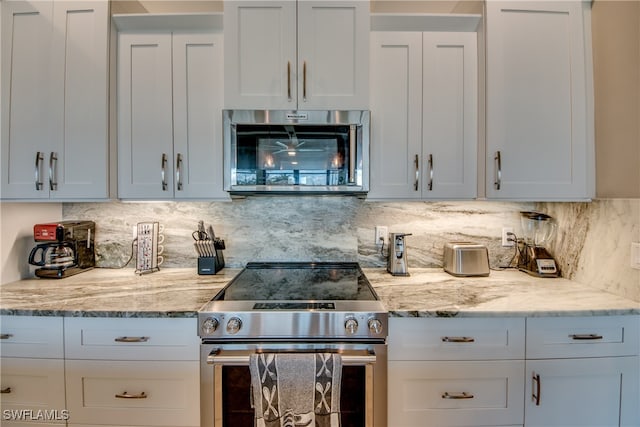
[524,316,640,427]
[388,317,526,427]
[0,316,66,426]
[389,360,524,427]
[64,317,200,427]
[387,316,640,427]
[65,359,199,426]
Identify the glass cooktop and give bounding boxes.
[213,262,378,302]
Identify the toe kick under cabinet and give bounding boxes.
[64,317,200,427]
[388,317,526,427]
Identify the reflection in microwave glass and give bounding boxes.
[236,170,345,186]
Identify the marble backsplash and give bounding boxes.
[64,199,530,270]
[64,197,639,302]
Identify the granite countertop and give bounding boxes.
[1,267,638,318]
[365,268,640,317]
[0,268,240,318]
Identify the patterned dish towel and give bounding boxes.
[249,353,342,427]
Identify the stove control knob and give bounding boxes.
[368,318,383,335]
[201,317,219,334]
[226,317,242,335]
[344,317,359,335]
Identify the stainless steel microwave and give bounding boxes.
[223,110,370,195]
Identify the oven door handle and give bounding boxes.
[207,348,377,365]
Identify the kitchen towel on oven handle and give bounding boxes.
[249,353,342,427]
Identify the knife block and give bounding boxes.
[197,239,225,275]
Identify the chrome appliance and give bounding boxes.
[517,211,559,277]
[198,262,387,427]
[28,220,95,278]
[223,110,370,195]
[387,233,411,276]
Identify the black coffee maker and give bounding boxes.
[29,221,96,278]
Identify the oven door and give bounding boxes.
[200,342,386,427]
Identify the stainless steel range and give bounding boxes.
[198,262,388,427]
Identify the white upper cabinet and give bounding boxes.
[369,31,478,199]
[1,0,109,200]
[485,1,594,200]
[117,30,226,200]
[224,0,369,109]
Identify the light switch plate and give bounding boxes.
[631,242,640,270]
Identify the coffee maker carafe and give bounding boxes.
[517,211,559,277]
[387,233,412,276]
[29,221,96,278]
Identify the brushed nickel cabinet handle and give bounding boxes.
[287,61,292,101]
[161,153,168,191]
[302,61,307,101]
[570,334,603,340]
[494,151,502,190]
[441,336,475,343]
[49,152,58,191]
[0,333,13,340]
[442,392,474,399]
[427,153,434,191]
[115,391,147,399]
[532,373,541,406]
[114,336,149,343]
[176,153,183,191]
[348,125,357,184]
[35,151,44,190]
[414,154,419,191]
[1,387,11,394]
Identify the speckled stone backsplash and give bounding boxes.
[64,199,532,270]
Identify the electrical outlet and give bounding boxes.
[631,242,640,270]
[375,226,388,246]
[502,227,515,247]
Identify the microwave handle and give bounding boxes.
[348,125,356,184]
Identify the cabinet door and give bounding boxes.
[0,358,66,424]
[485,1,592,200]
[297,1,369,109]
[65,360,199,426]
[223,1,296,109]
[117,33,174,199]
[422,32,477,199]
[388,360,525,427]
[525,357,639,427]
[49,1,109,199]
[1,0,54,199]
[369,32,423,199]
[172,33,226,199]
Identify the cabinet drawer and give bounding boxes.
[389,317,525,360]
[0,316,63,358]
[526,315,640,358]
[0,358,66,424]
[65,359,199,426]
[64,317,199,360]
[388,360,525,426]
